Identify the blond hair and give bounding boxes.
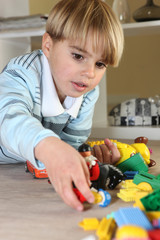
[46,0,124,67]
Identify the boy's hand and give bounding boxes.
[35,137,94,211]
[91,138,120,164]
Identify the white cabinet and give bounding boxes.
[0,21,160,140]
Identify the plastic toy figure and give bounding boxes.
[78,143,124,190]
[73,188,111,207]
[70,143,124,206]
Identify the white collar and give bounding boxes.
[41,54,83,118]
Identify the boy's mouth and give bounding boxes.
[77,83,86,87]
[72,81,88,92]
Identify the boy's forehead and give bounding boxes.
[68,37,105,58]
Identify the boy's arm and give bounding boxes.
[0,65,58,167]
[0,64,95,210]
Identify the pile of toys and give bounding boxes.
[25,136,160,239]
[79,206,160,240]
[78,137,160,240]
[79,169,160,239]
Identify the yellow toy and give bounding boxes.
[96,217,116,240]
[115,225,149,240]
[79,217,116,240]
[79,218,100,231]
[146,211,160,221]
[117,179,152,203]
[112,140,150,166]
[92,189,111,207]
[88,136,153,167]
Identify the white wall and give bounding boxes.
[0,0,31,71]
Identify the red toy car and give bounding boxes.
[25,160,48,179]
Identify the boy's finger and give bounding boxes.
[71,160,94,204]
[92,145,103,162]
[104,138,120,163]
[53,176,84,211]
[61,183,84,211]
[73,176,94,205]
[52,164,93,211]
[99,144,112,164]
[93,144,112,164]
[81,158,91,186]
[104,138,119,154]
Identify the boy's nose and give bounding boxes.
[83,64,95,79]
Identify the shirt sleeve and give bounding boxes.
[0,62,59,168]
[60,86,99,149]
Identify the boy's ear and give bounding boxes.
[42,32,52,58]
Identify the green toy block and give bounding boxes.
[133,171,160,190]
[116,153,148,173]
[140,189,160,211]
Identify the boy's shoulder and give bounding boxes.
[6,49,43,72]
[1,50,43,87]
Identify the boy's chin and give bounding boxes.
[68,92,85,98]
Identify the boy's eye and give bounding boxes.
[72,53,83,61]
[96,61,107,69]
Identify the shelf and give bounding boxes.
[0,20,160,39]
[91,125,160,140]
[0,26,45,39]
[122,20,160,36]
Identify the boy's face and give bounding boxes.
[42,32,107,103]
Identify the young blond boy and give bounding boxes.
[0,0,124,211]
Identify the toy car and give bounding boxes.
[25,160,48,179]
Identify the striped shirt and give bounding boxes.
[0,50,99,168]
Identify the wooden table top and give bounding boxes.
[0,140,159,240]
